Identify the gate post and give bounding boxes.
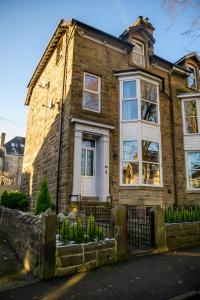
[153,207,166,251]
[111,205,127,260]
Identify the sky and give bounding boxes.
[0,0,199,142]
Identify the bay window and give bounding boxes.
[183,100,199,134]
[120,76,162,186]
[187,151,200,189]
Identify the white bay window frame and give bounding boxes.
[182,98,200,135]
[119,75,163,187]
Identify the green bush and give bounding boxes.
[0,191,28,211]
[60,218,84,244]
[86,215,104,241]
[165,207,200,223]
[34,178,52,215]
[60,215,105,244]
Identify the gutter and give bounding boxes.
[168,72,178,207]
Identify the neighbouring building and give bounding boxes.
[22,16,200,211]
[0,133,25,188]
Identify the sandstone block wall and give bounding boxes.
[165,222,200,250]
[0,206,42,276]
[55,239,117,277]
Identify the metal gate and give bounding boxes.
[127,206,155,252]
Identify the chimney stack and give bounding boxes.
[0,132,6,147]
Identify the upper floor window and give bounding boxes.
[132,39,145,67]
[187,64,197,89]
[122,79,158,124]
[183,100,199,134]
[56,38,63,65]
[83,73,101,112]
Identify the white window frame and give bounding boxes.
[187,64,197,89]
[185,150,200,190]
[182,98,200,135]
[119,75,163,187]
[132,39,145,67]
[83,72,101,113]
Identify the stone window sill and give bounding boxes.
[119,185,164,191]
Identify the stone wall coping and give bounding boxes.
[165,221,200,226]
[56,238,115,250]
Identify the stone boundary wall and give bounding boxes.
[56,239,117,277]
[165,221,200,250]
[0,206,56,279]
[0,206,42,276]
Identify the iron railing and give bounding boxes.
[165,206,200,223]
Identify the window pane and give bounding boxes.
[142,163,160,185]
[122,100,138,120]
[184,101,197,116]
[141,100,158,123]
[83,91,99,111]
[142,141,159,163]
[122,162,139,184]
[87,150,94,176]
[123,81,136,98]
[141,80,157,103]
[81,149,86,176]
[123,141,138,161]
[185,117,198,134]
[82,139,95,148]
[188,170,200,188]
[187,152,200,170]
[85,74,99,92]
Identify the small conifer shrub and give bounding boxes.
[34,178,52,215]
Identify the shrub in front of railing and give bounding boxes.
[165,207,200,223]
[59,215,105,244]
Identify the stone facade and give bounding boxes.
[22,17,200,210]
[56,240,116,277]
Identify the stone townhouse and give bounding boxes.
[22,16,200,212]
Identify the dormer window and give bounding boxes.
[187,64,197,89]
[132,39,145,67]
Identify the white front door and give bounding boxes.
[81,139,96,196]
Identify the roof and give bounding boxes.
[153,54,190,74]
[175,52,200,67]
[4,136,25,156]
[25,18,133,105]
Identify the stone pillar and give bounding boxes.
[40,209,56,279]
[99,135,110,201]
[153,207,166,251]
[111,205,127,260]
[72,129,83,198]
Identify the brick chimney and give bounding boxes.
[0,132,6,147]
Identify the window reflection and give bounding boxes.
[122,162,139,184]
[141,80,157,103]
[184,101,197,116]
[141,100,157,123]
[142,141,159,163]
[187,152,200,189]
[85,74,99,92]
[142,163,160,185]
[123,141,138,161]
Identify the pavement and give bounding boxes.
[0,231,36,292]
[1,244,200,300]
